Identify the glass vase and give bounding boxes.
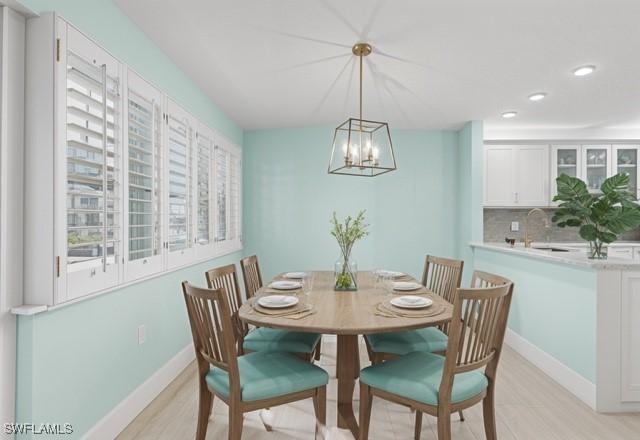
[588,240,608,260]
[334,257,358,291]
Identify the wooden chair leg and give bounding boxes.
[458,410,465,421]
[196,385,212,440]
[196,365,213,440]
[228,405,243,440]
[414,410,423,440]
[359,384,373,440]
[482,384,497,440]
[313,386,327,439]
[436,407,451,440]
[314,338,322,361]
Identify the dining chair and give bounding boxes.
[182,281,328,440]
[358,271,514,440]
[207,263,321,361]
[364,255,464,364]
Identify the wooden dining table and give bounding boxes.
[238,271,453,439]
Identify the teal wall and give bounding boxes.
[15,1,243,438]
[473,247,597,383]
[457,121,484,285]
[243,126,461,281]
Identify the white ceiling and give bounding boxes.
[114,0,640,132]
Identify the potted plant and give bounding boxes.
[330,210,369,290]
[552,173,640,259]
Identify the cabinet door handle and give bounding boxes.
[514,192,519,203]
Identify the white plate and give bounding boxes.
[258,295,299,309]
[283,272,307,279]
[374,270,405,278]
[393,281,422,291]
[390,296,433,309]
[269,280,302,290]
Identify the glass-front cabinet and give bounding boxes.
[551,145,582,204]
[582,145,612,193]
[614,145,640,197]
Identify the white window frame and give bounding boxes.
[213,137,242,255]
[122,69,164,282]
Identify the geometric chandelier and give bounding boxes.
[328,42,397,176]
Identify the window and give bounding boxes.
[61,25,122,301]
[123,70,164,281]
[197,131,212,245]
[165,100,196,268]
[214,141,242,252]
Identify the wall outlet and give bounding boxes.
[138,325,146,345]
[510,221,520,232]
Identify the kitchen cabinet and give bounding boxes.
[613,145,640,198]
[484,145,549,207]
[551,145,582,205]
[582,145,612,193]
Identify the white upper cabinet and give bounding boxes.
[23,13,242,307]
[123,70,164,282]
[484,146,515,206]
[613,145,640,198]
[551,145,582,204]
[484,145,549,207]
[582,145,612,193]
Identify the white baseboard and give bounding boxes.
[504,329,596,410]
[82,344,195,440]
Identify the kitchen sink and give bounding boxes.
[532,246,570,252]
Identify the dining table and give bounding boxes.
[238,270,454,439]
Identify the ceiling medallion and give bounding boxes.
[328,43,397,177]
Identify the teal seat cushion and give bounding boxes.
[366,327,448,355]
[360,351,488,405]
[206,351,329,402]
[243,327,321,354]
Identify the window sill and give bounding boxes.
[12,243,243,316]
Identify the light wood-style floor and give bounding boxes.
[118,339,640,440]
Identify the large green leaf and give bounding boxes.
[601,173,630,195]
[579,224,598,241]
[599,231,617,243]
[603,206,640,234]
[555,174,590,202]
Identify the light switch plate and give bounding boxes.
[511,221,520,232]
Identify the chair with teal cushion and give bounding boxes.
[207,262,320,360]
[182,281,328,440]
[364,255,463,364]
[359,271,514,440]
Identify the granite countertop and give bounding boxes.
[471,242,640,270]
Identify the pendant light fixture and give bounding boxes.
[328,43,397,176]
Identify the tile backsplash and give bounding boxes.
[483,208,640,243]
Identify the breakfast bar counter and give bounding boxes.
[471,242,640,413]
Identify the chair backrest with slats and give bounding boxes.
[422,255,464,303]
[438,271,514,404]
[240,255,263,299]
[422,255,464,335]
[205,264,249,340]
[182,281,240,396]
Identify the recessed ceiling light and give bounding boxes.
[502,111,517,119]
[573,65,596,77]
[528,92,547,102]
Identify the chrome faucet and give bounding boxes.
[524,208,551,248]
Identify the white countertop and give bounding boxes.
[471,242,640,270]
